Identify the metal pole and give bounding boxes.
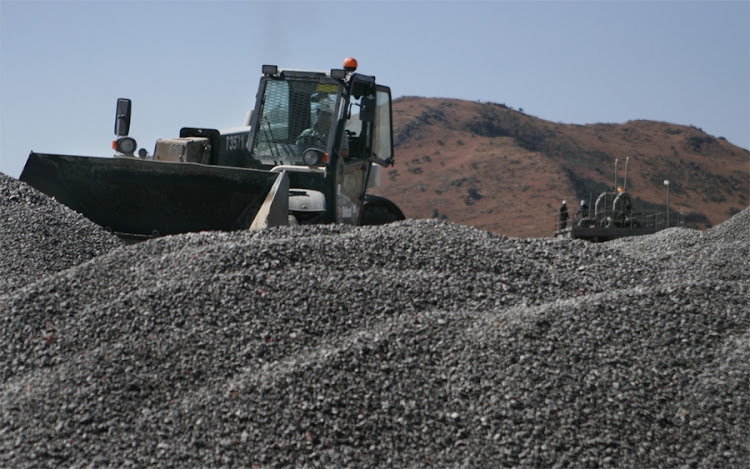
[614,158,618,191]
[663,180,670,228]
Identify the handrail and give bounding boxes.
[554,209,683,233]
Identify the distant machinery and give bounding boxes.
[554,158,675,242]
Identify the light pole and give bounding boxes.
[663,180,670,228]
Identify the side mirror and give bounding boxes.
[114,98,132,136]
[360,94,375,122]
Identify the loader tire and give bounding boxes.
[360,195,405,225]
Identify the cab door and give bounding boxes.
[332,76,379,224]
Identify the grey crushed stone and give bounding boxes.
[1,171,748,468]
[0,172,124,295]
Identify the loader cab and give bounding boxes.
[247,69,340,166]
[245,63,394,225]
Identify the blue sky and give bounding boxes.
[1,0,748,178]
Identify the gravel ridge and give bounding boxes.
[1,172,748,468]
[0,173,124,295]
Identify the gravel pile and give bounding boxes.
[0,172,123,295]
[609,208,749,284]
[1,174,748,467]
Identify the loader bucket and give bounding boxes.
[19,152,289,239]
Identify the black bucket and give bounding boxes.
[20,152,285,238]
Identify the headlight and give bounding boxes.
[116,137,138,154]
[303,148,325,165]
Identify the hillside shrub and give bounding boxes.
[686,135,717,151]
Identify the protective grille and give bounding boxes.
[252,79,339,163]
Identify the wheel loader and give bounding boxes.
[19,58,404,240]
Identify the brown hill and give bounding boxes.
[371,97,749,238]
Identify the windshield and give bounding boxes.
[250,78,341,165]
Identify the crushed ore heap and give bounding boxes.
[0,172,123,294]
[1,174,749,467]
